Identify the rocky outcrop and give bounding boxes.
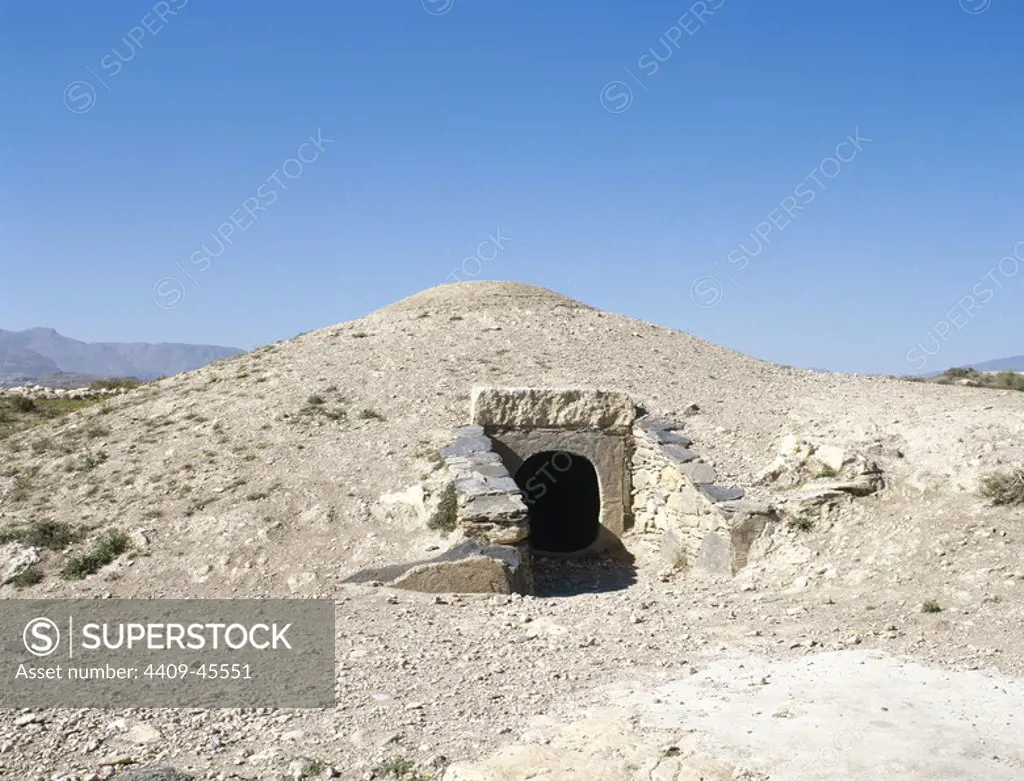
[0,542,39,585]
[756,435,885,496]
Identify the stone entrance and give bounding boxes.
[350,386,779,596]
[513,450,601,553]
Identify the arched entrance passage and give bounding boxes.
[514,451,601,554]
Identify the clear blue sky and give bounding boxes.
[1,0,1021,375]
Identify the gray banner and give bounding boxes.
[0,599,335,708]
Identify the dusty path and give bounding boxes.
[447,649,1024,780]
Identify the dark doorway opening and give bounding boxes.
[514,451,601,554]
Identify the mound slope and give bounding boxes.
[1,281,1023,778]
[0,280,1021,599]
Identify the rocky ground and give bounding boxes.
[0,282,1022,779]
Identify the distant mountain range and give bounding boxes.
[0,328,243,385]
[958,356,1024,372]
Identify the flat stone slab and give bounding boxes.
[441,435,493,458]
[636,417,684,433]
[699,484,745,503]
[681,462,718,484]
[660,444,698,463]
[460,493,528,523]
[655,430,693,447]
[471,386,636,430]
[391,543,529,594]
[455,474,521,497]
[716,499,774,517]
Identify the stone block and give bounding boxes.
[471,386,635,430]
[632,469,651,490]
[681,462,717,484]
[391,545,529,595]
[661,526,687,568]
[697,532,732,576]
[658,465,683,491]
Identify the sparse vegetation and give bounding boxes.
[372,756,431,780]
[9,564,44,588]
[66,450,109,472]
[816,464,839,478]
[184,497,216,517]
[921,600,943,614]
[428,483,458,533]
[787,516,815,533]
[0,520,78,551]
[303,759,326,777]
[358,408,386,421]
[89,377,144,391]
[307,394,326,406]
[12,396,36,413]
[0,395,102,441]
[979,468,1024,506]
[62,529,130,579]
[925,367,1024,392]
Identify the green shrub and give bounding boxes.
[994,371,1024,391]
[921,600,942,614]
[979,468,1024,505]
[0,520,78,551]
[12,396,36,413]
[358,408,386,421]
[89,377,144,391]
[787,516,815,533]
[9,565,44,588]
[428,483,458,532]
[943,367,976,379]
[62,530,130,579]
